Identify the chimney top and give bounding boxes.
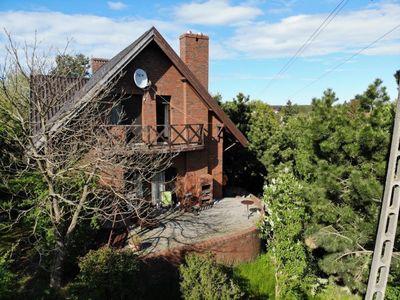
[91,57,109,73]
[179,32,209,40]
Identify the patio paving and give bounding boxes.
[128,196,263,255]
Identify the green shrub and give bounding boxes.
[179,253,243,300]
[386,284,400,300]
[0,251,17,300]
[263,170,309,299]
[68,247,141,300]
[310,283,361,300]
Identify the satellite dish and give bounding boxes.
[134,68,149,89]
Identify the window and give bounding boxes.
[110,95,142,125]
[151,171,165,205]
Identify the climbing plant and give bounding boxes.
[263,169,308,299]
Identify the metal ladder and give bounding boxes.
[366,73,400,300]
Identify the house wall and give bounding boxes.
[112,41,223,199]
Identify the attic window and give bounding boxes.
[110,95,142,125]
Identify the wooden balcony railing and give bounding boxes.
[103,124,204,151]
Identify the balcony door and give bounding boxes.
[156,96,170,143]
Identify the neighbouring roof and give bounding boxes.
[30,75,89,134]
[40,27,248,147]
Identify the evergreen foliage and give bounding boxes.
[68,247,141,300]
[220,93,251,134]
[54,54,90,78]
[219,94,271,194]
[247,101,279,160]
[254,80,399,295]
[224,79,398,297]
[0,251,18,300]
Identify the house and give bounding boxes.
[30,27,248,207]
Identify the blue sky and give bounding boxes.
[0,0,399,105]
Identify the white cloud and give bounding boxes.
[212,73,287,82]
[0,2,399,65]
[230,3,400,58]
[0,9,243,63]
[209,40,236,59]
[363,43,400,56]
[107,1,127,10]
[174,0,262,25]
[0,11,182,59]
[267,0,298,15]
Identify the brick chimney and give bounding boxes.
[91,57,109,74]
[180,32,209,90]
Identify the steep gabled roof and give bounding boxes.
[43,27,248,147]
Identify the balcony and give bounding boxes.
[103,124,205,152]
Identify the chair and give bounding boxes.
[161,191,172,207]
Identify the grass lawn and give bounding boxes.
[233,253,362,300]
[233,253,276,299]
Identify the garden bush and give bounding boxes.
[179,253,243,300]
[0,251,17,300]
[68,247,141,300]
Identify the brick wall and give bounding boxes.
[91,58,109,73]
[143,226,261,265]
[112,40,223,200]
[180,32,209,90]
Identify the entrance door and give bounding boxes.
[156,96,170,143]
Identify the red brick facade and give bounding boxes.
[97,33,224,199]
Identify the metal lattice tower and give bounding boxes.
[366,71,400,300]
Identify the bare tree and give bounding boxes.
[0,33,176,289]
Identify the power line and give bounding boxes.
[288,23,400,99]
[258,0,349,96]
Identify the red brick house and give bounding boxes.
[32,27,247,206]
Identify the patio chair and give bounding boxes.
[161,191,172,207]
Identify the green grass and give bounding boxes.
[233,253,276,299]
[233,253,361,300]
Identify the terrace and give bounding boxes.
[127,196,264,263]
